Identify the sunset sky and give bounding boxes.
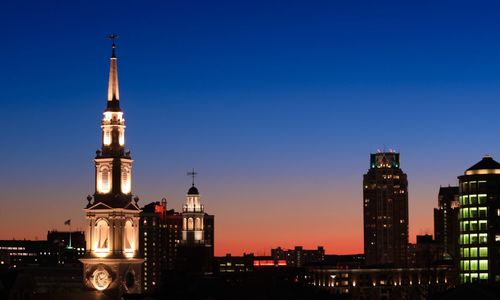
[3,1,500,256]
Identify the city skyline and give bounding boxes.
[4,1,500,256]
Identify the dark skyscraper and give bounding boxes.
[434,186,460,261]
[458,155,500,284]
[363,151,409,267]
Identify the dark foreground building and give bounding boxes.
[458,155,500,284]
[363,151,409,267]
[306,266,454,299]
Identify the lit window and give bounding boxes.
[461,221,469,232]
[479,220,487,231]
[470,221,478,231]
[462,248,469,258]
[479,207,488,218]
[479,233,488,244]
[470,247,477,257]
[478,194,487,204]
[479,260,488,271]
[479,247,488,257]
[470,234,478,244]
[470,260,478,271]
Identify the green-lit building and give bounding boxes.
[458,155,500,283]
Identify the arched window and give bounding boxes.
[99,166,111,193]
[188,218,194,230]
[195,218,201,230]
[183,218,187,230]
[124,220,134,257]
[121,166,131,194]
[103,128,111,145]
[95,219,110,254]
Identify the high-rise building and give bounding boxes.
[79,39,144,295]
[434,186,460,261]
[458,155,500,284]
[140,200,166,292]
[139,199,183,292]
[363,151,409,267]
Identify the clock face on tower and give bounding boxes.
[92,268,111,291]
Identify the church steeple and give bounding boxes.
[81,37,143,295]
[107,34,120,111]
[93,36,133,206]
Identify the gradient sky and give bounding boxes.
[2,1,500,256]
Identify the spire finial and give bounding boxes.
[187,168,198,187]
[107,33,119,58]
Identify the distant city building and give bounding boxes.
[363,151,409,267]
[215,253,255,274]
[79,40,143,295]
[458,155,500,284]
[271,246,325,267]
[306,265,453,299]
[434,186,460,261]
[410,234,441,268]
[0,231,85,268]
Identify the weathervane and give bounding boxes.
[187,168,198,187]
[107,33,119,57]
[107,33,119,44]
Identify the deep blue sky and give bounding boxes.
[2,1,500,254]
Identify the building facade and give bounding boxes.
[271,246,325,267]
[458,155,500,284]
[363,151,409,267]
[434,186,460,261]
[307,266,453,299]
[139,199,183,292]
[79,40,143,295]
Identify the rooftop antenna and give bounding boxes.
[187,168,198,187]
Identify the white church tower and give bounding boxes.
[182,169,205,244]
[80,36,144,295]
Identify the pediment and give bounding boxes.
[87,202,113,210]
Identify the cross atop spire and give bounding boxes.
[187,168,198,187]
[107,33,119,58]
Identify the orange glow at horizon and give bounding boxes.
[0,178,438,257]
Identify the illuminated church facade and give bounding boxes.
[79,39,143,294]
